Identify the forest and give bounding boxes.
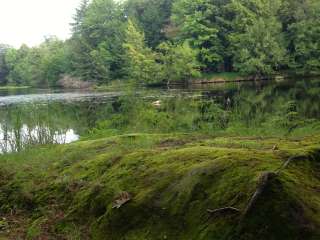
[0,0,320,87]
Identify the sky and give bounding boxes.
[0,0,82,48]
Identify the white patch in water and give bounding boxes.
[0,124,79,153]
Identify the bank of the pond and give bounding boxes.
[151,72,320,86]
[0,133,319,239]
[189,71,320,85]
[96,73,289,88]
[190,72,320,85]
[93,73,270,89]
[0,73,314,90]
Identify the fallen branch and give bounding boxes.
[242,155,299,217]
[207,207,241,215]
[207,156,299,220]
[275,155,300,174]
[242,171,277,217]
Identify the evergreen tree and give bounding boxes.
[287,0,320,74]
[158,42,200,84]
[70,0,126,83]
[0,44,10,85]
[124,0,174,48]
[171,0,229,72]
[230,17,286,77]
[226,0,286,76]
[71,0,90,35]
[123,19,161,84]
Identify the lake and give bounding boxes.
[0,78,320,153]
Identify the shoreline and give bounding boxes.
[1,73,319,90]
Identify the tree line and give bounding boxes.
[0,0,319,87]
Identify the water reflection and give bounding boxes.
[0,78,319,153]
[0,124,79,153]
[0,91,120,106]
[0,101,104,153]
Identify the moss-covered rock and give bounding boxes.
[0,134,319,239]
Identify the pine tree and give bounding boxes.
[158,42,200,84]
[0,44,10,85]
[71,0,89,35]
[123,19,161,84]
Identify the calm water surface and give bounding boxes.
[0,89,121,153]
[0,78,319,153]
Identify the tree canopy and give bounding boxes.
[0,0,319,86]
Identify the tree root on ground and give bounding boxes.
[208,155,299,219]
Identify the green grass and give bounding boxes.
[0,133,319,239]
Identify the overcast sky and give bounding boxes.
[0,0,81,48]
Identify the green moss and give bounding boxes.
[0,134,319,239]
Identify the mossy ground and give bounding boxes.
[0,133,319,239]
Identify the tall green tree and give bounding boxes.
[226,0,286,76]
[123,19,161,84]
[171,0,229,72]
[3,38,70,87]
[70,0,126,83]
[158,42,200,84]
[0,44,10,85]
[124,0,173,48]
[37,37,72,86]
[4,45,33,85]
[71,0,90,35]
[230,17,286,76]
[286,0,320,74]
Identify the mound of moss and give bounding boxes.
[0,134,319,239]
